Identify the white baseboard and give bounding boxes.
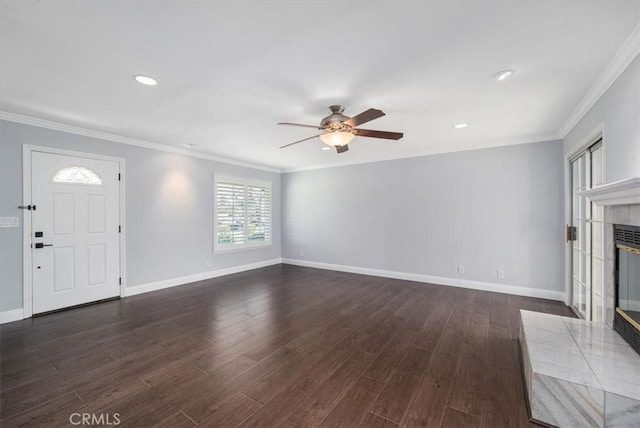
[1,308,24,324]
[124,258,283,297]
[281,258,566,302]
[2,257,565,323]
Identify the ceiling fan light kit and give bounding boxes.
[278,105,403,154]
[319,131,355,147]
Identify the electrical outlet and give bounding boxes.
[458,265,465,274]
[299,250,304,257]
[0,217,19,228]
[497,269,505,279]
[206,260,212,268]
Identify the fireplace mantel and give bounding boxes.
[580,177,640,206]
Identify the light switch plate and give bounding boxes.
[0,217,19,228]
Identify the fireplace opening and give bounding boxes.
[614,224,640,355]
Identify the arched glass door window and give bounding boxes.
[53,166,102,185]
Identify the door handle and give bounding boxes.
[34,243,53,249]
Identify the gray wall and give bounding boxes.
[563,55,640,181]
[0,120,281,312]
[282,140,565,293]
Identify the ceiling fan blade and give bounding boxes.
[279,134,321,149]
[277,122,323,130]
[355,129,404,140]
[336,144,349,154]
[343,108,385,127]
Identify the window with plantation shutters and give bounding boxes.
[214,176,272,251]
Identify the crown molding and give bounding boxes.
[0,111,281,173]
[558,23,640,138]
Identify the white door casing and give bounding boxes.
[29,151,121,314]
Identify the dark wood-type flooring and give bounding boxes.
[0,264,574,427]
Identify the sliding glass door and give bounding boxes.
[570,140,604,321]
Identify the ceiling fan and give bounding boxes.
[278,105,403,154]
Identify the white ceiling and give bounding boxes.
[1,1,639,171]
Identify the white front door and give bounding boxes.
[31,151,121,314]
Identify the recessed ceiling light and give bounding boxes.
[321,146,331,151]
[183,143,195,148]
[493,70,514,81]
[134,75,157,86]
[453,123,468,129]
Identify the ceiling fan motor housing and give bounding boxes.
[320,105,352,132]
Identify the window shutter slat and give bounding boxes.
[216,179,271,248]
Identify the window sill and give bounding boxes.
[213,242,272,254]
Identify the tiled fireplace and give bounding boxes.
[595,187,640,331]
[519,178,640,428]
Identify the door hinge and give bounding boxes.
[566,225,577,242]
[119,277,122,285]
[118,173,121,181]
[118,225,121,233]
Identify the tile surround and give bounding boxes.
[630,204,640,224]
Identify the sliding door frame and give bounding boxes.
[564,123,606,318]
